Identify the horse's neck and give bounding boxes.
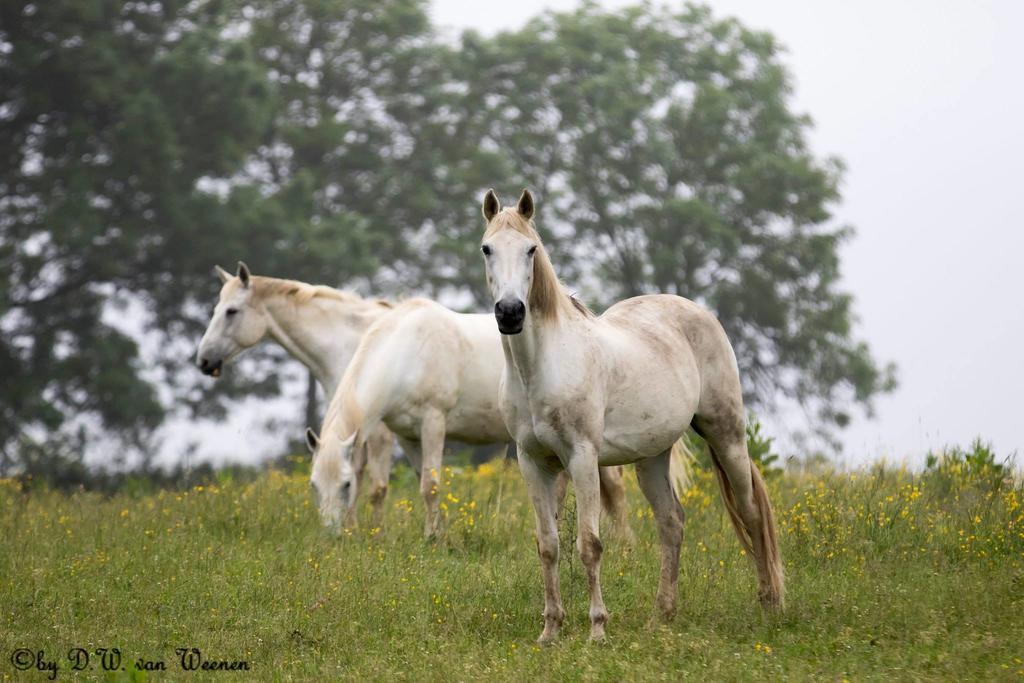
[505,313,583,389]
[263,294,387,395]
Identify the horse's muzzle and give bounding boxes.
[198,357,223,377]
[494,298,525,335]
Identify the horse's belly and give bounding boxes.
[597,392,694,465]
[443,404,509,444]
[384,410,421,441]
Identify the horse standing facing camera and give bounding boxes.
[480,188,784,643]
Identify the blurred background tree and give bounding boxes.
[440,5,896,442]
[0,0,894,473]
[155,0,442,430]
[0,0,272,470]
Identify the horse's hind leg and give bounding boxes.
[693,411,784,608]
[518,451,565,644]
[566,442,609,642]
[417,407,446,539]
[599,466,636,545]
[634,449,685,621]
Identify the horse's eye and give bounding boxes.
[481,244,492,256]
[226,307,239,317]
[527,245,537,256]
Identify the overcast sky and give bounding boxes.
[427,0,1024,465]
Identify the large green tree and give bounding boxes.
[0,0,272,466]
[427,4,895,435]
[165,0,442,427]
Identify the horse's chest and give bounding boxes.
[501,361,599,454]
[520,396,598,456]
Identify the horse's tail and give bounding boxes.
[668,438,694,500]
[709,454,785,608]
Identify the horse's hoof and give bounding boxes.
[588,630,606,644]
[537,632,558,646]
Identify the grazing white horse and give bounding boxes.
[303,297,660,538]
[304,298,505,537]
[479,189,784,643]
[195,262,396,524]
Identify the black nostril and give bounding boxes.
[495,298,526,322]
[198,357,223,376]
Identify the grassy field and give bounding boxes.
[2,456,1023,681]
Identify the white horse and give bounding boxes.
[304,298,504,536]
[480,189,784,643]
[195,262,396,524]
[303,297,658,538]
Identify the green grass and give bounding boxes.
[2,460,1023,681]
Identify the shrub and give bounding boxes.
[924,437,1013,495]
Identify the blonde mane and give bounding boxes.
[246,276,393,309]
[483,208,592,321]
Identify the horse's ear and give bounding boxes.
[237,261,251,288]
[305,428,320,454]
[214,265,232,284]
[482,189,501,222]
[517,189,535,220]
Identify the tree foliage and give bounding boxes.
[433,5,895,432]
[0,0,272,464]
[0,1,894,468]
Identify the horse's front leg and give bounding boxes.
[418,408,446,539]
[345,440,369,529]
[567,442,609,642]
[518,450,565,644]
[365,425,394,530]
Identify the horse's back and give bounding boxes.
[355,298,506,443]
[600,294,736,371]
[591,294,743,460]
[358,298,463,400]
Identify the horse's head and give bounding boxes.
[195,261,270,377]
[480,189,539,335]
[305,427,357,532]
